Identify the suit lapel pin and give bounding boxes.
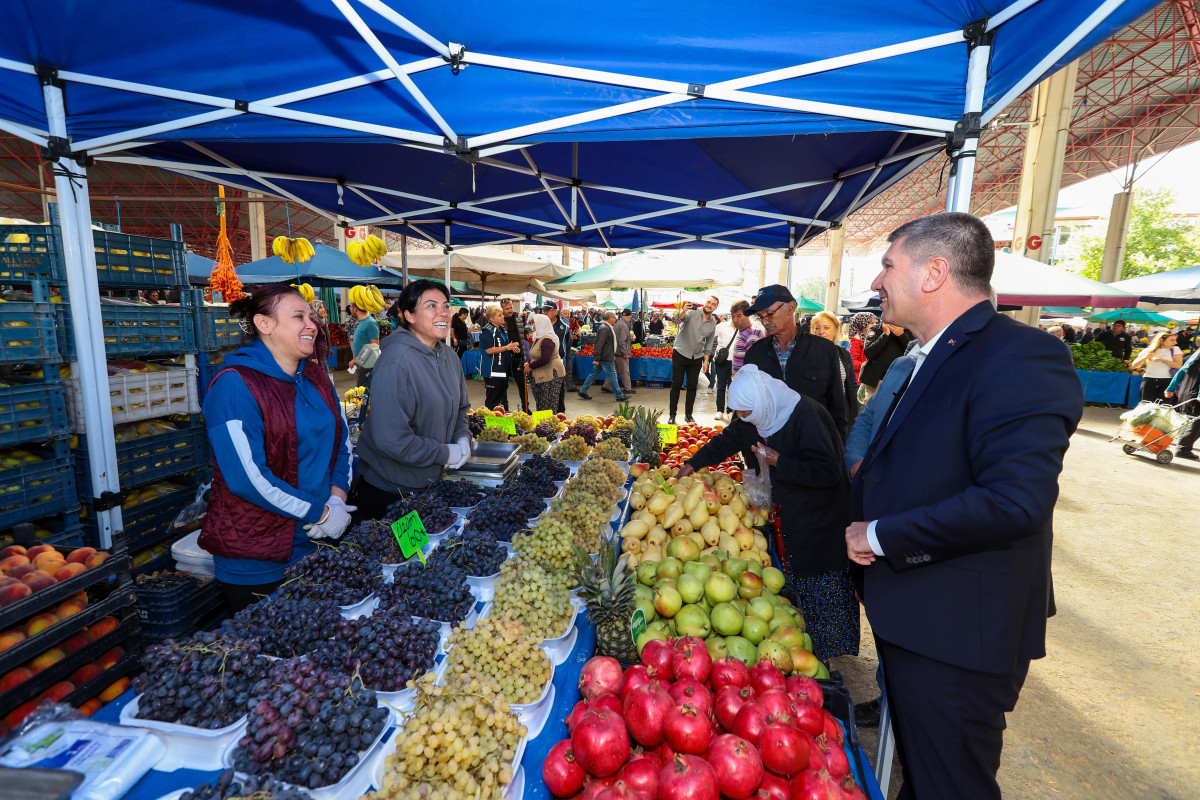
[948,339,956,346]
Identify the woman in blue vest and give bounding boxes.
[479,304,520,411]
[200,284,354,612]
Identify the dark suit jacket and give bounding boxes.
[743,331,849,440]
[851,300,1082,674]
[593,323,616,362]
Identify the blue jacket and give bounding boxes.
[479,324,510,379]
[203,340,352,583]
[851,301,1082,673]
[844,346,916,471]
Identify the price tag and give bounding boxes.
[391,511,429,564]
[485,415,517,435]
[657,423,678,445]
[532,409,553,423]
[630,608,647,643]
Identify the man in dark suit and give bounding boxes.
[744,285,848,440]
[845,212,1082,800]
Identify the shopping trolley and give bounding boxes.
[1112,399,1197,464]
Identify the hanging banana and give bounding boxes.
[349,284,385,314]
[292,283,315,304]
[364,234,387,262]
[293,237,315,264]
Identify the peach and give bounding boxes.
[40,681,75,703]
[70,663,104,685]
[97,646,124,670]
[20,571,56,592]
[6,563,37,580]
[0,576,16,588]
[0,582,31,605]
[77,699,101,716]
[56,597,87,618]
[25,544,56,558]
[31,552,65,570]
[23,612,58,637]
[54,563,85,582]
[70,591,88,607]
[0,554,29,573]
[66,547,97,565]
[98,677,129,702]
[85,552,108,569]
[4,700,40,729]
[61,631,93,655]
[89,616,118,639]
[0,545,27,559]
[30,648,65,673]
[0,667,33,692]
[0,628,26,651]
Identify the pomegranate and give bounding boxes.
[821,710,845,746]
[749,662,786,695]
[567,700,590,733]
[572,708,630,777]
[580,656,624,700]
[715,685,756,731]
[664,703,712,754]
[620,665,654,701]
[758,723,810,777]
[590,693,625,716]
[654,740,677,765]
[758,769,790,800]
[731,702,771,746]
[788,769,838,800]
[640,638,675,681]
[816,736,850,779]
[582,775,618,800]
[593,780,649,800]
[792,702,825,736]
[618,754,659,799]
[669,679,714,718]
[658,753,720,800]
[543,740,586,797]
[785,675,824,707]
[623,683,674,747]
[806,738,828,772]
[711,657,752,689]
[707,734,764,799]
[672,637,713,683]
[759,690,799,723]
[838,774,868,800]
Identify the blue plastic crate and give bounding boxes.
[0,440,78,528]
[137,579,223,642]
[0,224,64,283]
[75,415,207,495]
[0,301,60,364]
[192,292,244,351]
[91,227,187,288]
[56,296,197,359]
[81,477,201,551]
[197,350,236,404]
[0,379,69,448]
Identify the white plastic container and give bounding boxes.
[339,592,376,620]
[370,721,526,795]
[118,695,246,771]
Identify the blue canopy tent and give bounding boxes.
[184,252,215,284]
[230,242,406,287]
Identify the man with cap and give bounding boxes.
[604,308,637,396]
[543,302,573,412]
[743,284,848,440]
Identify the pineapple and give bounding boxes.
[630,405,663,467]
[573,539,638,662]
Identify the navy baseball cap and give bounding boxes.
[541,302,558,311]
[746,284,796,314]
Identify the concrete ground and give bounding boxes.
[338,363,1200,799]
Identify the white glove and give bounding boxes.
[456,436,473,459]
[445,443,465,469]
[304,495,356,540]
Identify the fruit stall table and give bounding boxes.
[1076,369,1131,405]
[572,355,677,384]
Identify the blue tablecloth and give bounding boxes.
[573,354,675,383]
[1127,375,1143,407]
[1077,369,1131,405]
[462,349,481,377]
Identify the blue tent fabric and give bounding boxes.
[234,243,405,287]
[185,252,216,284]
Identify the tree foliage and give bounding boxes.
[1059,187,1200,281]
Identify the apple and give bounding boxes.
[24,612,58,637]
[66,547,97,565]
[30,648,65,673]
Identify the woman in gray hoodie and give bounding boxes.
[354,279,473,520]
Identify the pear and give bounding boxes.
[629,492,647,510]
[700,520,721,546]
[662,503,685,529]
[690,504,710,529]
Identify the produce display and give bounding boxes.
[385,490,458,535]
[426,526,506,577]
[378,562,476,624]
[443,616,553,704]
[307,605,440,693]
[577,345,673,359]
[223,597,343,659]
[550,435,591,461]
[512,432,549,454]
[592,436,630,461]
[366,673,525,800]
[489,557,574,640]
[280,546,383,607]
[573,537,637,662]
[562,421,599,446]
[231,658,390,789]
[542,646,867,800]
[521,453,571,482]
[514,518,575,571]
[629,406,666,467]
[1071,341,1129,372]
[476,425,511,443]
[428,479,490,508]
[132,631,271,729]
[0,543,107,606]
[179,769,313,800]
[342,519,406,565]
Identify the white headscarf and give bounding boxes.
[727,364,801,438]
[530,313,559,348]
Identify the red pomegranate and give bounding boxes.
[715,685,757,731]
[816,736,850,779]
[707,734,765,799]
[749,662,786,695]
[711,657,751,690]
[785,675,823,707]
[732,702,772,746]
[543,739,586,797]
[581,775,618,800]
[618,754,659,799]
[758,690,799,724]
[657,753,720,800]
[580,656,624,700]
[672,637,713,684]
[821,710,845,746]
[663,703,712,755]
[758,723,810,777]
[590,693,625,716]
[620,665,654,701]
[669,679,713,719]
[788,769,839,800]
[640,639,675,681]
[571,708,630,778]
[758,769,790,800]
[593,779,649,800]
[792,702,825,736]
[623,683,674,747]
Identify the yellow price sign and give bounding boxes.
[658,423,678,445]
[532,409,554,423]
[485,415,517,435]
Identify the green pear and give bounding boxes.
[677,574,704,605]
[656,557,683,581]
[637,562,659,586]
[710,602,744,636]
[747,596,774,622]
[683,561,713,583]
[724,635,758,665]
[762,566,786,594]
[704,572,738,605]
[741,615,770,645]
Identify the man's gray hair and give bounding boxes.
[887,212,994,297]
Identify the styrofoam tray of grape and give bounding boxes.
[368,719,527,796]
[220,704,394,800]
[118,694,247,771]
[476,601,578,662]
[339,591,377,620]
[375,654,449,713]
[379,539,440,580]
[438,643,556,736]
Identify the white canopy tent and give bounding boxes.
[381,244,575,303]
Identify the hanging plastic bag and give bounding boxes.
[742,449,773,509]
[170,481,211,533]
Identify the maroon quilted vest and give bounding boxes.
[199,357,342,562]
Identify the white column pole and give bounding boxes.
[825,226,846,311]
[43,83,123,546]
[946,38,992,213]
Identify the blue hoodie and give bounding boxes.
[202,340,352,584]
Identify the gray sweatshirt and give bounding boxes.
[357,326,471,491]
[673,309,717,360]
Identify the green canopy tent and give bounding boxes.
[795,297,824,313]
[1089,308,1173,324]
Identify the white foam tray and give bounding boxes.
[119,695,246,771]
[369,725,527,796]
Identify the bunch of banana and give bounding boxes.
[272,236,315,264]
[348,284,385,314]
[291,283,316,304]
[347,234,387,267]
[344,386,367,402]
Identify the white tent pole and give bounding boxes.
[184,143,342,223]
[42,83,124,547]
[353,0,452,58]
[987,0,1049,29]
[946,37,992,212]
[0,117,49,146]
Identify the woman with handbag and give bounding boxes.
[479,304,520,411]
[712,314,737,422]
[523,313,566,411]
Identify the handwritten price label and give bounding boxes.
[657,423,678,445]
[391,511,429,564]
[485,415,517,435]
[532,409,554,423]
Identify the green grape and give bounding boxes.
[444,617,553,704]
[490,558,573,640]
[549,435,591,461]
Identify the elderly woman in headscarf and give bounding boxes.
[846,311,878,379]
[676,365,858,660]
[523,312,567,412]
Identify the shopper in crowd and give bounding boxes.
[648,312,665,336]
[501,299,530,413]
[846,312,877,378]
[478,304,519,411]
[1165,347,1200,459]
[349,297,380,389]
[858,321,914,400]
[605,308,636,396]
[811,310,859,426]
[1133,330,1183,402]
[1176,326,1194,351]
[354,280,472,520]
[578,312,627,401]
[1097,319,1133,360]
[730,300,765,378]
[632,311,646,345]
[201,284,352,612]
[845,212,1082,799]
[668,296,719,424]
[524,313,567,413]
[1062,323,1077,343]
[1047,325,1065,340]
[677,365,856,660]
[711,311,738,421]
[743,285,848,440]
[543,303,573,407]
[451,307,472,357]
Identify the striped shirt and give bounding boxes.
[732,325,765,374]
